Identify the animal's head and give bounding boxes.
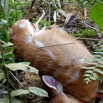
[42,75,82,103]
[9,19,34,39]
[42,75,69,103]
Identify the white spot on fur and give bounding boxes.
[18,23,26,29]
[68,70,80,83]
[45,49,56,60]
[24,36,32,43]
[34,40,56,60]
[35,40,44,47]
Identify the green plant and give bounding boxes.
[0,41,48,103]
[42,0,63,23]
[0,0,31,42]
[0,0,49,102]
[83,44,103,84]
[90,1,103,30]
[73,28,96,37]
[82,0,103,84]
[0,41,15,103]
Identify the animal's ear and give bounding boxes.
[42,75,57,90]
[56,81,63,93]
[42,75,63,93]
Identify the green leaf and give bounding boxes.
[92,73,100,80]
[93,52,103,55]
[96,64,103,68]
[40,20,51,26]
[5,53,14,59]
[0,98,8,103]
[2,42,13,48]
[82,66,95,69]
[94,69,103,75]
[11,89,30,97]
[84,78,91,84]
[99,45,103,48]
[1,0,4,9]
[6,63,38,74]
[9,0,14,4]
[0,19,7,25]
[83,74,91,77]
[0,73,5,80]
[0,98,22,103]
[95,49,103,52]
[2,79,6,84]
[90,76,96,80]
[0,55,2,59]
[84,70,93,74]
[4,0,9,20]
[84,78,90,81]
[0,6,5,19]
[5,59,14,64]
[85,57,98,62]
[82,66,89,69]
[85,62,98,65]
[19,62,30,66]
[12,98,22,103]
[29,87,48,97]
[4,47,14,53]
[90,2,103,30]
[98,60,103,65]
[94,55,102,58]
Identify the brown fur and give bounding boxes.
[10,19,99,103]
[49,91,81,103]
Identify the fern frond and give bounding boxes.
[82,43,103,83]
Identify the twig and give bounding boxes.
[9,71,25,89]
[33,10,45,31]
[25,0,35,19]
[35,10,45,25]
[40,42,75,48]
[79,21,102,33]
[64,13,73,25]
[83,7,87,19]
[77,37,103,41]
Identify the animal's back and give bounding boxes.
[31,27,98,102]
